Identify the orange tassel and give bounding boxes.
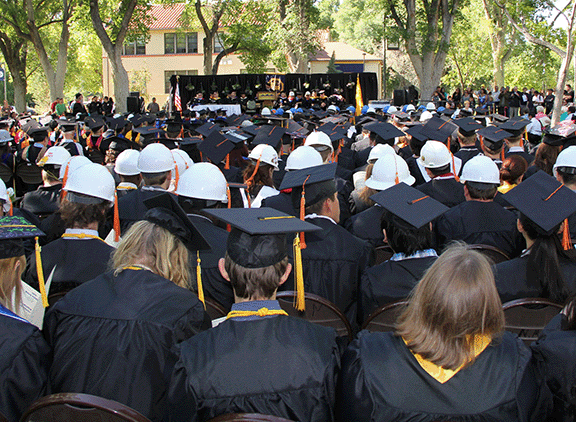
[335,141,342,163]
[291,139,295,152]
[114,192,120,242]
[394,156,400,185]
[225,153,230,170]
[563,218,572,250]
[245,157,261,187]
[61,162,70,201]
[199,151,203,162]
[452,154,460,182]
[174,160,180,191]
[447,136,451,151]
[520,134,525,148]
[226,184,232,232]
[500,147,505,162]
[8,199,13,216]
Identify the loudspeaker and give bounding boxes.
[127,96,140,113]
[129,91,140,97]
[393,89,406,106]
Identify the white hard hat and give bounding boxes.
[387,106,398,114]
[38,146,71,167]
[365,154,415,191]
[368,144,395,164]
[173,149,194,169]
[64,163,116,203]
[406,104,415,112]
[419,141,452,168]
[304,131,333,152]
[426,102,436,111]
[327,105,338,113]
[171,150,189,180]
[261,107,271,116]
[137,143,175,173]
[0,178,9,213]
[114,150,140,176]
[285,146,323,170]
[367,107,377,114]
[420,110,433,122]
[554,145,576,174]
[460,155,500,184]
[175,162,228,202]
[59,155,91,180]
[248,144,279,169]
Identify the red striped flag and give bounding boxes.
[174,82,182,112]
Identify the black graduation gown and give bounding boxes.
[345,204,385,248]
[335,176,353,226]
[435,200,524,258]
[406,156,427,187]
[168,315,343,422]
[20,184,62,216]
[25,237,114,297]
[336,147,357,173]
[118,187,174,233]
[417,177,466,208]
[261,191,296,216]
[532,314,576,422]
[493,254,576,303]
[0,306,51,422]
[358,256,437,324]
[44,269,210,422]
[337,331,551,421]
[283,217,372,329]
[59,140,84,156]
[454,146,481,172]
[506,149,535,166]
[354,146,371,169]
[188,214,234,310]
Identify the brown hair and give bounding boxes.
[112,220,191,288]
[60,198,109,229]
[0,256,25,312]
[534,143,562,176]
[500,155,528,184]
[242,161,275,197]
[225,253,288,300]
[397,243,504,370]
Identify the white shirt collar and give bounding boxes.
[64,228,99,238]
[304,213,337,225]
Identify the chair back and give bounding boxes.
[362,300,409,332]
[207,413,296,422]
[20,393,152,422]
[502,297,563,345]
[468,244,510,264]
[0,162,14,184]
[204,297,228,321]
[276,291,353,340]
[16,162,42,185]
[374,245,394,265]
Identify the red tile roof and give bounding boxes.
[149,3,186,30]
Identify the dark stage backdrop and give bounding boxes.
[170,72,378,108]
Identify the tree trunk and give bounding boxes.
[12,72,26,113]
[552,48,574,125]
[0,33,27,112]
[203,36,213,75]
[109,48,130,113]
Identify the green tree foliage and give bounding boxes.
[326,51,341,73]
[333,0,384,55]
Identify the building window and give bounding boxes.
[165,70,199,94]
[214,33,224,54]
[164,33,198,54]
[123,39,146,55]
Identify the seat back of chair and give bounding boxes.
[16,162,42,185]
[373,245,394,266]
[0,162,14,184]
[204,297,228,321]
[502,298,563,345]
[276,291,353,340]
[207,413,296,422]
[468,244,510,264]
[362,300,409,332]
[20,393,152,422]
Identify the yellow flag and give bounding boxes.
[355,75,364,116]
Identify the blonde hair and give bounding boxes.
[397,243,504,370]
[0,256,25,312]
[112,220,191,288]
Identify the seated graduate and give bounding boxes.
[358,183,448,324]
[0,216,51,422]
[44,193,211,422]
[168,208,344,422]
[532,296,576,421]
[26,163,115,297]
[338,243,551,421]
[494,171,576,304]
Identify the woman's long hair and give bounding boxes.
[242,161,274,198]
[534,143,562,176]
[0,256,25,312]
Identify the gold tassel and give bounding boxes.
[197,250,205,309]
[293,234,305,311]
[500,147,505,162]
[394,155,399,185]
[114,192,120,242]
[563,218,572,250]
[299,175,310,249]
[35,237,49,308]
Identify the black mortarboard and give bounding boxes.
[29,126,49,141]
[328,131,347,143]
[475,107,489,115]
[180,136,203,146]
[195,122,220,137]
[143,114,157,125]
[225,114,250,127]
[405,124,428,144]
[421,117,457,143]
[503,171,576,235]
[107,116,128,131]
[129,114,145,127]
[439,108,455,117]
[21,119,41,134]
[280,163,338,209]
[490,113,509,124]
[198,130,234,164]
[143,192,210,251]
[317,122,337,134]
[222,129,250,145]
[370,182,449,229]
[454,117,482,137]
[107,136,140,152]
[364,122,404,143]
[240,124,259,136]
[165,120,183,133]
[286,120,304,133]
[203,207,320,268]
[58,118,78,132]
[499,118,530,137]
[478,126,511,150]
[543,122,576,146]
[394,111,411,122]
[0,216,45,259]
[85,116,105,131]
[252,125,286,149]
[133,126,165,137]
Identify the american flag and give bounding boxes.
[174,82,182,112]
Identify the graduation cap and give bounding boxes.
[198,130,234,164]
[165,120,183,134]
[180,136,203,147]
[129,114,145,127]
[394,111,411,122]
[143,114,157,125]
[21,119,41,134]
[280,163,338,210]
[58,118,79,132]
[503,171,576,248]
[252,125,286,149]
[421,116,457,143]
[85,117,105,131]
[478,126,511,151]
[195,122,220,137]
[107,136,140,152]
[498,118,529,137]
[364,122,404,144]
[29,126,50,141]
[439,108,455,118]
[543,121,576,146]
[370,182,449,229]
[454,117,482,137]
[222,129,250,144]
[317,122,337,134]
[133,126,165,139]
[328,130,347,143]
[203,207,321,310]
[490,113,509,124]
[107,116,128,132]
[405,124,428,144]
[475,107,489,116]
